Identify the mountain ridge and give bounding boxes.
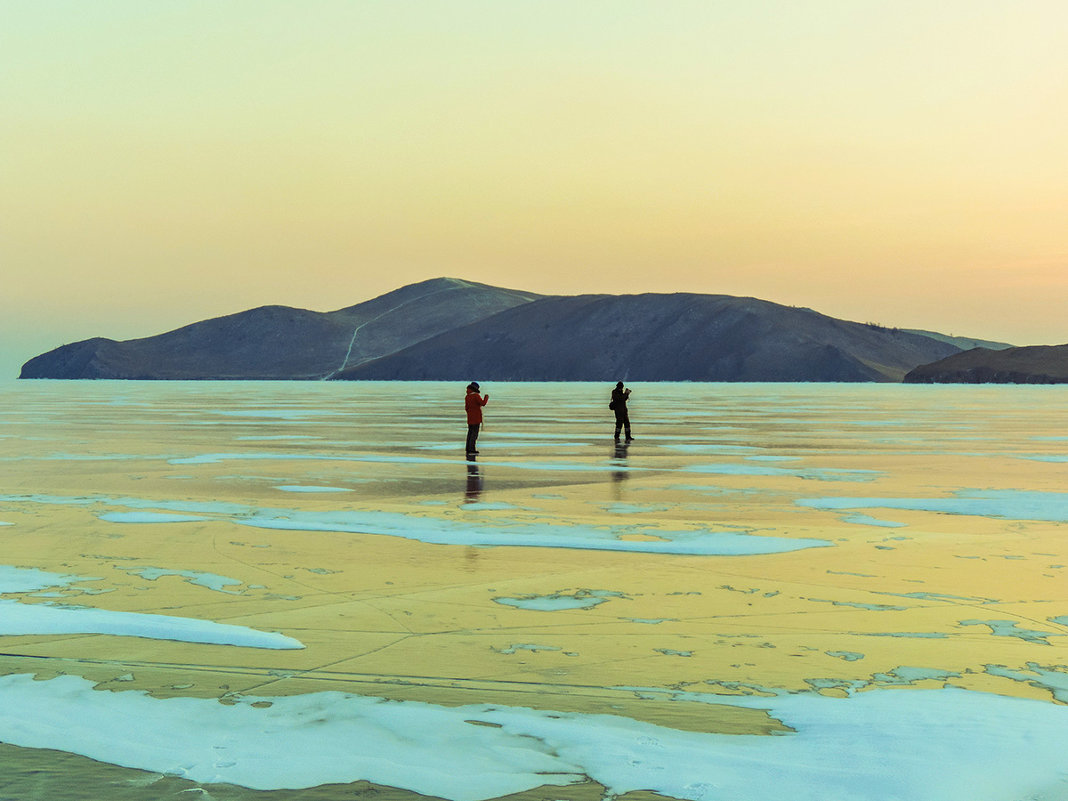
[20,278,1011,382]
[20,278,540,380]
[334,291,964,382]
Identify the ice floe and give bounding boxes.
[1,675,1067,801]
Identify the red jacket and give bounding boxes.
[465,390,488,424]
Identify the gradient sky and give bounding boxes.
[2,1,1066,378]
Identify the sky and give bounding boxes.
[2,1,1066,379]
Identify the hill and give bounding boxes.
[903,344,1068,384]
[22,279,996,382]
[19,278,540,380]
[335,293,962,382]
[902,330,1013,351]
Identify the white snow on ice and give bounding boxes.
[0,494,830,556]
[797,489,1068,523]
[100,512,208,524]
[274,485,353,493]
[122,566,243,593]
[0,601,302,649]
[686,463,879,481]
[0,565,86,594]
[233,509,829,555]
[841,514,907,528]
[0,675,1066,801]
[1,565,300,649]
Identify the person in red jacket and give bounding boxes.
[465,382,489,455]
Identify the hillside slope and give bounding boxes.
[336,293,962,382]
[904,344,1068,384]
[20,278,541,379]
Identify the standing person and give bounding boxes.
[610,381,633,442]
[465,382,489,455]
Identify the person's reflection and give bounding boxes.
[611,441,629,500]
[464,458,483,504]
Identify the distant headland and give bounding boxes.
[904,344,1068,384]
[23,276,1059,383]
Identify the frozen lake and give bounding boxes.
[1,380,1066,800]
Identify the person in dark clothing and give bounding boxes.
[465,382,489,455]
[610,381,632,442]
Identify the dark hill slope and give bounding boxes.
[20,278,540,379]
[336,293,961,382]
[902,330,1014,351]
[904,344,1068,384]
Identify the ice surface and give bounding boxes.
[3,674,1068,801]
[686,463,880,481]
[211,409,344,419]
[234,509,830,555]
[826,651,865,661]
[1,565,295,648]
[3,381,1067,799]
[100,511,208,523]
[959,620,1059,645]
[0,493,254,515]
[167,452,631,472]
[841,513,907,528]
[0,600,303,648]
[273,485,353,492]
[797,489,1068,522]
[0,565,86,594]
[986,663,1068,702]
[123,567,243,593]
[493,643,561,654]
[235,435,322,440]
[6,492,828,555]
[661,443,761,453]
[416,441,593,449]
[493,590,624,611]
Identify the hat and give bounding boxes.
[467,382,480,391]
[616,381,624,388]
